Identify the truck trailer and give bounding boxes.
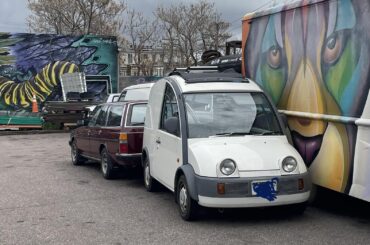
[242,0,370,202]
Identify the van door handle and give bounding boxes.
[155,138,161,144]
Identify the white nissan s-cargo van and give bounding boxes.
[142,67,311,220]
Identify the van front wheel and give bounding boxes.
[176,175,198,221]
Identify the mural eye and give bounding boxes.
[267,45,281,69]
[323,32,343,65]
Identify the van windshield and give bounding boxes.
[184,92,283,138]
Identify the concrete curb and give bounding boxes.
[0,130,69,136]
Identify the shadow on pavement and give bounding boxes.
[78,160,143,179]
[73,160,370,223]
[312,186,370,223]
[200,207,303,223]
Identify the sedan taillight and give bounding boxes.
[119,133,128,154]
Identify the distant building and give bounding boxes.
[119,43,181,77]
[119,45,163,77]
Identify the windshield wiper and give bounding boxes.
[258,131,282,135]
[211,132,251,137]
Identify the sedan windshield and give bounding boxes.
[184,92,283,138]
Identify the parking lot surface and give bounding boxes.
[1,133,370,244]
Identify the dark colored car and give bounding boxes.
[69,101,147,179]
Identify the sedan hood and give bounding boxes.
[188,136,296,176]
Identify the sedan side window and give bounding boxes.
[88,106,102,127]
[160,84,180,136]
[107,105,124,127]
[95,105,108,127]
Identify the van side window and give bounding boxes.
[160,84,179,136]
[107,105,124,127]
[112,95,119,102]
[95,105,108,127]
[118,91,127,102]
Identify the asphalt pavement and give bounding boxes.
[0,133,370,245]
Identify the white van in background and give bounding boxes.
[118,83,154,102]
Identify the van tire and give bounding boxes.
[143,158,158,192]
[176,175,199,221]
[71,140,85,166]
[308,184,318,204]
[290,202,307,215]
[100,148,115,179]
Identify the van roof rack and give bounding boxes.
[170,66,219,73]
[169,66,248,84]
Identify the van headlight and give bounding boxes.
[220,159,236,175]
[282,157,297,172]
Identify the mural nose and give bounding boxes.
[297,118,311,126]
[286,60,327,137]
[291,131,323,166]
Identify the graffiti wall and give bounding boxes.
[0,33,118,111]
[243,0,370,201]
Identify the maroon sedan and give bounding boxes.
[69,101,147,179]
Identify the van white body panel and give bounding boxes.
[188,136,306,178]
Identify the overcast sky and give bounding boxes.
[0,0,277,37]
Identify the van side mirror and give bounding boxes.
[279,112,288,128]
[164,117,179,135]
[278,112,293,145]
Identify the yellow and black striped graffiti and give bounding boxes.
[0,61,79,109]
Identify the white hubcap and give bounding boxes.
[101,153,108,174]
[71,144,76,162]
[144,165,150,187]
[179,185,188,213]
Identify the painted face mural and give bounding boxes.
[244,0,370,197]
[0,33,118,111]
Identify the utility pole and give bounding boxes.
[215,22,220,51]
[212,21,231,52]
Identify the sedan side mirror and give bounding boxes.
[77,119,88,127]
[164,117,179,136]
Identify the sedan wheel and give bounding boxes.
[71,141,84,166]
[100,148,115,179]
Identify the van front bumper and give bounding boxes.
[194,172,311,208]
[198,192,310,208]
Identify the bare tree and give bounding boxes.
[201,15,231,51]
[156,0,231,67]
[155,6,180,71]
[27,0,126,36]
[123,9,159,76]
